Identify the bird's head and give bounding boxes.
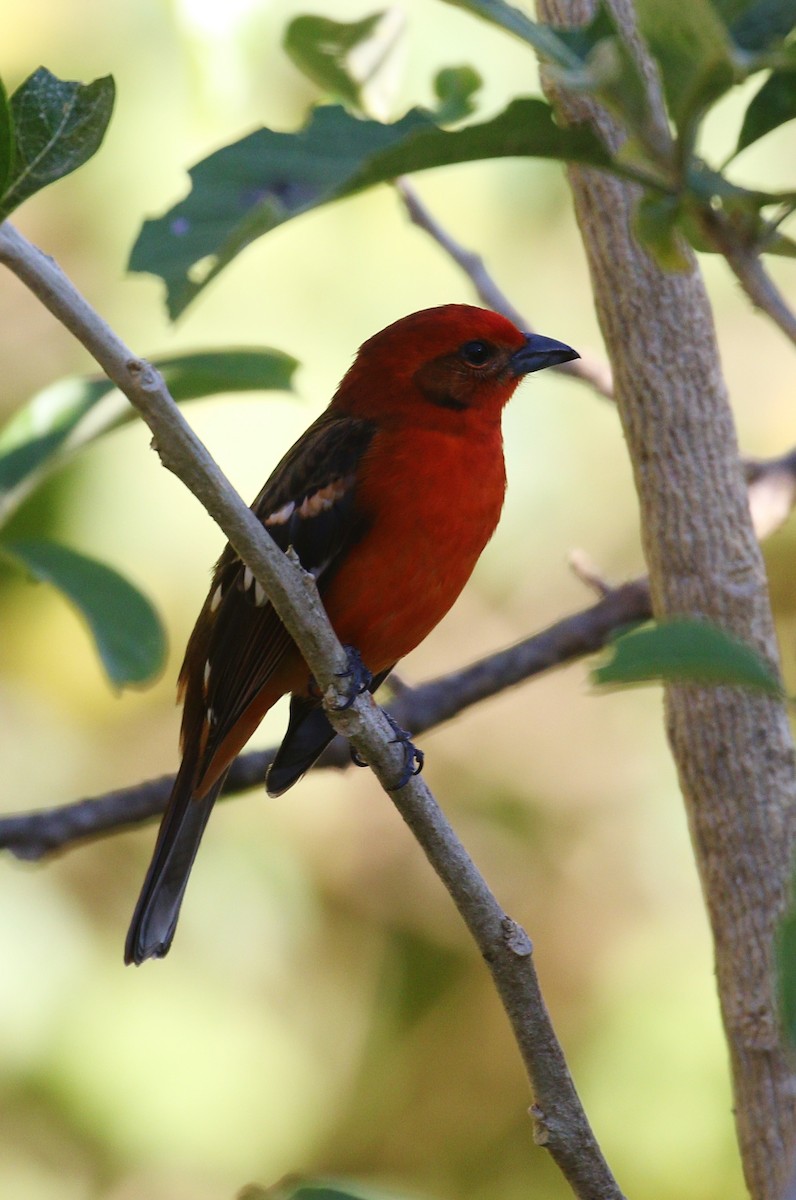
[332,304,578,426]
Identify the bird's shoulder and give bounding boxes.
[214,409,378,582]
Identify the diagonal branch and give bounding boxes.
[0,218,625,1200]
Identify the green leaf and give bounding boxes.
[346,97,612,178]
[0,76,14,196]
[283,11,404,112]
[635,0,740,145]
[761,226,796,255]
[0,379,112,500]
[736,68,796,153]
[677,195,796,257]
[678,157,796,253]
[288,1191,379,1200]
[154,347,298,401]
[1,538,166,686]
[239,1181,404,1200]
[777,892,796,1045]
[438,0,578,68]
[432,66,483,124]
[634,192,692,270]
[715,0,796,53]
[0,348,297,527]
[129,98,611,318]
[544,1,659,152]
[462,0,668,175]
[592,618,782,694]
[0,68,115,218]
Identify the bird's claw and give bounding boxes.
[348,713,423,788]
[386,714,424,790]
[333,645,373,711]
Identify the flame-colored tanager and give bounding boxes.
[126,304,578,963]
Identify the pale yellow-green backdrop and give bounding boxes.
[2,2,795,1199]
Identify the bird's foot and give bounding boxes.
[349,712,424,790]
[387,716,424,789]
[333,645,373,711]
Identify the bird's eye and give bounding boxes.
[460,340,495,367]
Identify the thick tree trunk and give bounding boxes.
[535,1,796,1195]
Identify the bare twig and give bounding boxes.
[0,218,625,1200]
[745,449,796,541]
[699,209,796,347]
[567,548,612,597]
[396,178,615,399]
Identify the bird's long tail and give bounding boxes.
[124,759,227,965]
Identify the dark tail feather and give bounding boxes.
[266,696,336,797]
[124,760,227,965]
[266,667,394,798]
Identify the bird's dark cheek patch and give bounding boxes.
[414,356,470,411]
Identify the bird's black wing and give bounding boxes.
[180,410,377,779]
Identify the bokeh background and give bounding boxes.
[2,2,795,1198]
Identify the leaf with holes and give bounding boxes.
[129,98,611,318]
[283,10,405,113]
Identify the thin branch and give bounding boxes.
[7,430,793,864]
[745,449,796,541]
[0,578,652,860]
[396,177,615,399]
[0,218,624,1200]
[5,427,794,865]
[699,208,796,347]
[567,548,612,597]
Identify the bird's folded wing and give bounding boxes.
[177,410,378,773]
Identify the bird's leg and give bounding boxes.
[332,645,373,710]
[349,712,424,789]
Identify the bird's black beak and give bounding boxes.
[509,333,579,376]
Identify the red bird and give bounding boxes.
[125,304,577,963]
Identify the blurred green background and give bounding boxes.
[2,1,795,1198]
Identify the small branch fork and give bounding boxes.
[697,208,796,348]
[0,218,625,1200]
